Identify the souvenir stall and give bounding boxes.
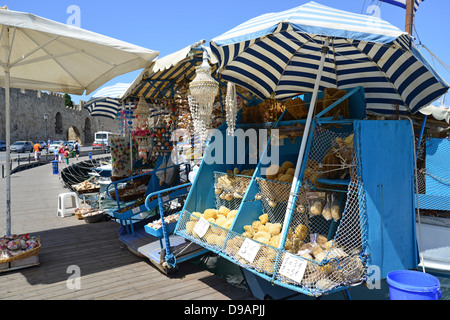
[175,86,418,298]
[106,43,246,272]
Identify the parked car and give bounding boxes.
[37,141,48,149]
[10,141,34,153]
[48,140,64,153]
[0,140,6,151]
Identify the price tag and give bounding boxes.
[279,252,308,283]
[162,195,170,203]
[131,206,141,214]
[193,217,210,238]
[237,238,261,263]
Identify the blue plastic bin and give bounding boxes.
[387,270,442,300]
[88,152,92,159]
[52,160,59,175]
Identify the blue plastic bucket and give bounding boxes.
[387,270,442,300]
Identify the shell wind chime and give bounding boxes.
[133,96,152,161]
[188,51,219,148]
[225,82,238,136]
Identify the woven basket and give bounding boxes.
[110,189,146,202]
[0,236,41,264]
[76,187,100,194]
[82,210,106,223]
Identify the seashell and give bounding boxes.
[233,191,244,199]
[215,188,223,194]
[255,193,262,200]
[224,193,233,201]
[296,204,306,213]
[268,200,277,208]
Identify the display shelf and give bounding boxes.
[176,87,418,297]
[315,178,350,186]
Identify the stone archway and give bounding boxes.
[84,117,92,143]
[67,126,81,142]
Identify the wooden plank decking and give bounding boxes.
[0,156,252,300]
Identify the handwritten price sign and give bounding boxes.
[193,217,210,238]
[279,252,308,283]
[131,206,141,214]
[237,238,261,263]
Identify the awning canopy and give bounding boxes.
[120,43,218,101]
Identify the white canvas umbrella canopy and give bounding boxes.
[0,8,159,235]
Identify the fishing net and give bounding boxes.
[175,169,254,252]
[415,137,450,215]
[273,124,367,295]
[214,171,253,211]
[176,123,369,296]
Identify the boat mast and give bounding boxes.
[405,0,414,35]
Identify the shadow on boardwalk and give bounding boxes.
[0,159,252,300]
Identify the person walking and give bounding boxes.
[64,146,70,165]
[58,143,64,163]
[33,142,42,161]
[74,141,80,160]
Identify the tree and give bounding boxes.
[64,93,74,109]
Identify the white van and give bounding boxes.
[92,131,119,150]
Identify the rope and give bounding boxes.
[423,171,450,185]
[419,44,450,74]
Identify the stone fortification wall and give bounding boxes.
[0,88,118,144]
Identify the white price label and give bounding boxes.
[279,252,308,283]
[131,206,141,214]
[237,238,261,263]
[193,217,210,238]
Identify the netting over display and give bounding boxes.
[416,137,450,213]
[214,171,253,211]
[274,124,367,295]
[175,123,369,296]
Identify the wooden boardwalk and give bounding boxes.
[0,156,252,300]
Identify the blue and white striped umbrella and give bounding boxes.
[210,1,448,114]
[84,83,131,119]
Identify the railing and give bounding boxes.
[1,148,111,178]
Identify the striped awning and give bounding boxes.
[210,1,448,114]
[84,83,131,119]
[121,44,219,101]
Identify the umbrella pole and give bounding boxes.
[280,38,330,244]
[5,66,11,235]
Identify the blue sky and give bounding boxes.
[9,0,450,106]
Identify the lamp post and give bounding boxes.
[43,113,48,153]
